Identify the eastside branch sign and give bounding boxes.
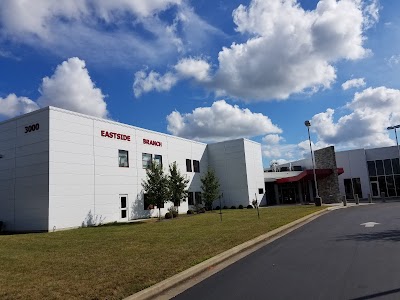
[101,130,131,141]
[143,138,162,147]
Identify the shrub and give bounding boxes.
[215,206,220,210]
[187,209,194,215]
[168,206,178,218]
[247,205,253,209]
[199,208,206,213]
[230,205,236,209]
[223,206,228,209]
[238,205,244,209]
[165,212,172,219]
[0,221,3,232]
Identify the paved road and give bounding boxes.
[174,203,400,300]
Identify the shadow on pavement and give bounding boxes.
[349,287,400,299]
[336,230,400,242]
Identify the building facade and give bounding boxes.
[0,107,265,232]
[265,145,400,205]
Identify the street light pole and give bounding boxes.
[305,120,320,206]
[387,125,400,173]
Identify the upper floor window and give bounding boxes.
[154,154,162,167]
[119,150,129,167]
[142,153,152,169]
[186,159,192,172]
[193,160,200,173]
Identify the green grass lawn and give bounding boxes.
[0,206,324,300]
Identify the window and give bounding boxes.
[376,160,384,176]
[193,160,200,173]
[143,194,153,210]
[195,192,202,204]
[393,158,400,175]
[186,159,192,172]
[142,153,152,169]
[156,201,164,209]
[367,161,376,176]
[188,192,194,205]
[384,159,393,175]
[258,188,264,194]
[387,175,396,197]
[378,176,387,197]
[119,150,129,167]
[154,154,162,167]
[352,178,363,198]
[344,179,353,199]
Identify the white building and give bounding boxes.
[264,145,400,205]
[0,107,265,232]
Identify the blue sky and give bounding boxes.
[0,0,399,167]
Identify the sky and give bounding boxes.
[0,0,400,167]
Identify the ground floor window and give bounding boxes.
[143,194,153,210]
[188,192,194,205]
[344,178,362,199]
[195,192,202,204]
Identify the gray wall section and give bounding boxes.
[207,139,249,207]
[336,149,369,199]
[0,109,50,231]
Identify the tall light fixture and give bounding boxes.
[305,120,320,206]
[387,125,400,172]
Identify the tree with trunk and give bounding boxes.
[142,161,170,220]
[200,168,220,210]
[168,162,189,214]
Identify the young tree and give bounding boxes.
[200,168,220,210]
[168,162,189,214]
[142,161,170,220]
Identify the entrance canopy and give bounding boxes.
[275,168,344,184]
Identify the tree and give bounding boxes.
[168,162,189,212]
[200,168,220,210]
[142,161,170,220]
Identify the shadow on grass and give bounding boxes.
[336,230,400,242]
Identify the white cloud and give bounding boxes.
[37,57,108,118]
[137,0,378,100]
[310,86,400,148]
[0,94,39,118]
[133,57,211,97]
[387,54,400,67]
[0,57,108,119]
[133,70,178,98]
[262,134,284,145]
[342,78,366,90]
[174,58,211,82]
[0,0,223,67]
[166,100,281,142]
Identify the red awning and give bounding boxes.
[275,168,344,184]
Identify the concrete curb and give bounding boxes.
[125,207,335,300]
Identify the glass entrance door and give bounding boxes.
[120,194,128,220]
[370,181,379,197]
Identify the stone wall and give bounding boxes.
[315,146,341,203]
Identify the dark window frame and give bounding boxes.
[186,159,192,172]
[154,154,162,167]
[195,192,202,204]
[118,150,129,168]
[142,153,152,169]
[193,160,200,173]
[188,192,194,205]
